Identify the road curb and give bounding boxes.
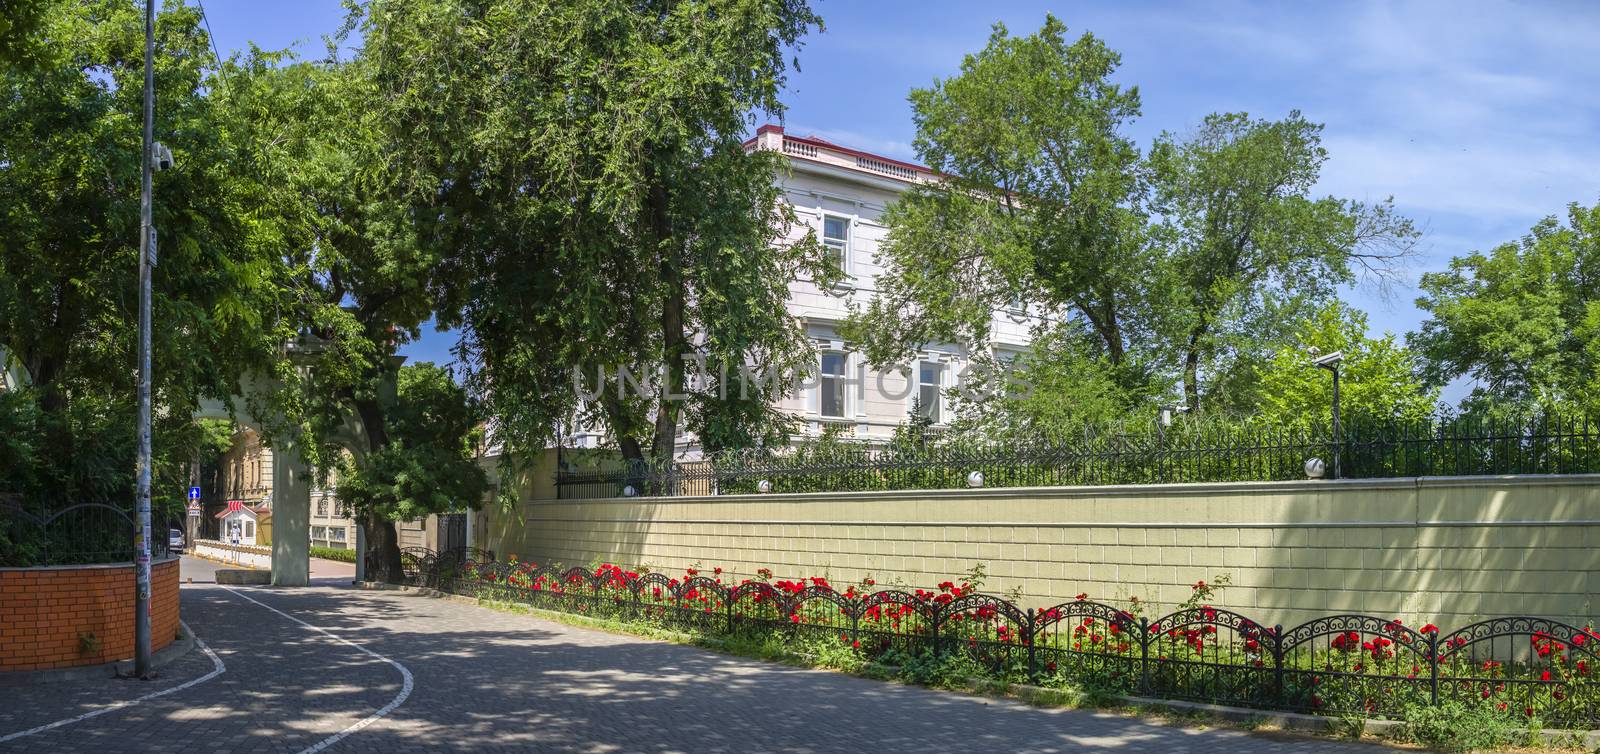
[0,622,196,687]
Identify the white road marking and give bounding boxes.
[221,586,414,754]
[0,620,226,743]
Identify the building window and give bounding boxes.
[312,525,326,541]
[316,499,328,517]
[819,351,847,419]
[332,527,347,542]
[244,520,255,539]
[822,215,849,271]
[918,361,943,424]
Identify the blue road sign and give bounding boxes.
[188,486,201,500]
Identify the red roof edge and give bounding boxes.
[747,123,934,180]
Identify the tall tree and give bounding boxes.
[215,52,485,581]
[354,0,827,474]
[842,15,1153,392]
[1413,201,1600,416]
[1146,111,1419,413]
[0,0,289,506]
[848,16,1420,424]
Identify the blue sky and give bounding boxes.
[200,1,1600,397]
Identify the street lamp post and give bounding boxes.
[133,0,156,678]
[1310,351,1344,480]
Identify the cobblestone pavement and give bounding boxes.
[1,560,1394,753]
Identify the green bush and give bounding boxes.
[1398,700,1525,752]
[310,545,357,563]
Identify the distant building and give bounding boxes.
[214,427,465,554]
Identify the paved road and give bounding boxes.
[180,552,357,585]
[0,558,1391,753]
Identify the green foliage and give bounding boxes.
[845,15,1419,431]
[310,546,356,563]
[352,0,826,471]
[333,363,487,523]
[1397,700,1524,752]
[0,0,292,508]
[1252,301,1438,429]
[1415,202,1600,418]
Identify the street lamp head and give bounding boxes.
[1158,404,1190,427]
[1310,350,1344,371]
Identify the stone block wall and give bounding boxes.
[480,475,1600,630]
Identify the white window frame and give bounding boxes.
[913,358,946,425]
[818,350,849,420]
[820,213,851,276]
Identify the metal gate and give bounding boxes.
[437,512,466,553]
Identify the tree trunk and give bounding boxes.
[361,511,405,583]
[643,158,685,494]
[352,394,409,583]
[1183,321,1207,413]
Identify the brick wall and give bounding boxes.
[0,558,180,672]
[483,475,1600,630]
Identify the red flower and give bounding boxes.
[1420,623,1439,635]
[1192,580,1206,590]
[713,567,722,575]
[1075,593,1088,601]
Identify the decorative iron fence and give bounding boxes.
[556,414,1600,499]
[413,558,1600,728]
[0,500,178,566]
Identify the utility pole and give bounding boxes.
[134,0,156,679]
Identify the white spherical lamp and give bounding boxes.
[1304,458,1326,479]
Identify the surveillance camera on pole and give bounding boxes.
[151,141,174,172]
[1311,350,1344,371]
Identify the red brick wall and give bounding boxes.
[0,558,181,672]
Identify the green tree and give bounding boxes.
[946,329,1158,441]
[0,0,288,509]
[842,15,1154,394]
[333,363,487,528]
[1147,111,1420,413]
[1413,202,1600,417]
[353,0,827,478]
[213,50,485,581]
[1253,300,1437,430]
[843,16,1420,429]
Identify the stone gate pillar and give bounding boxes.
[270,437,311,586]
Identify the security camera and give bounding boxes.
[1311,350,1344,370]
[152,142,174,171]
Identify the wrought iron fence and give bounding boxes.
[0,500,178,566]
[556,413,1600,499]
[416,558,1600,727]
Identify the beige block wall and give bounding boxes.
[479,473,1600,631]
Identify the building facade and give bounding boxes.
[567,125,1039,454]
[216,427,359,550]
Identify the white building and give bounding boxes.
[568,125,1039,453]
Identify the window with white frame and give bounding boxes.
[822,215,849,272]
[331,527,347,542]
[917,360,943,424]
[316,499,328,517]
[819,351,847,419]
